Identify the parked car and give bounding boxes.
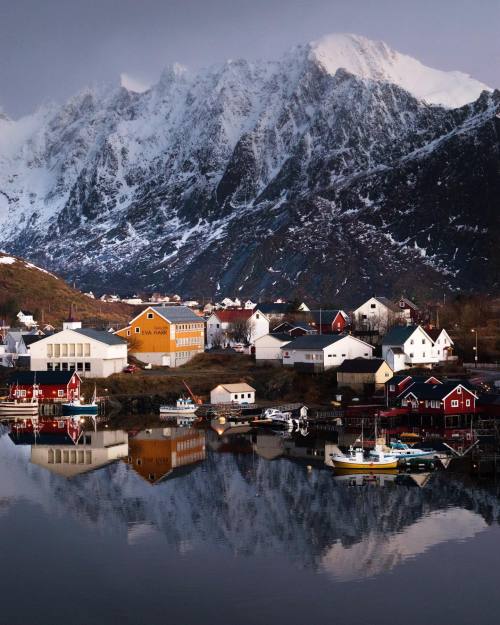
[123,364,138,374]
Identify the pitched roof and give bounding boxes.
[215,383,255,393]
[399,296,419,310]
[253,303,294,315]
[267,333,294,342]
[73,328,127,345]
[8,370,80,385]
[214,309,253,323]
[337,358,389,374]
[281,334,346,350]
[308,310,347,325]
[382,325,420,345]
[388,346,405,354]
[153,306,204,323]
[402,382,476,401]
[374,297,401,313]
[21,335,44,347]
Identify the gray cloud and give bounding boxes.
[1,0,499,117]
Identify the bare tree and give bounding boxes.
[228,319,252,344]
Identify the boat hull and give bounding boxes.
[332,458,398,470]
[61,404,98,416]
[0,404,39,417]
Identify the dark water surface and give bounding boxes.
[1,425,500,625]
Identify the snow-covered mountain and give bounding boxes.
[0,33,498,301]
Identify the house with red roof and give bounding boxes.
[206,309,269,348]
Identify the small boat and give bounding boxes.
[370,440,436,460]
[159,397,198,416]
[333,470,398,485]
[0,399,39,417]
[331,446,398,470]
[262,407,295,429]
[62,386,98,416]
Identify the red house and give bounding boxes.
[309,310,349,334]
[400,382,477,428]
[397,296,421,323]
[8,371,81,402]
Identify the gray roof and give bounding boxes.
[382,325,419,346]
[280,334,346,350]
[153,306,203,324]
[268,332,294,342]
[309,310,347,325]
[74,328,127,345]
[337,358,389,374]
[374,297,401,313]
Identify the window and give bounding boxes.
[135,327,140,334]
[256,313,260,319]
[422,352,425,358]
[57,390,65,397]
[233,394,238,400]
[410,339,414,345]
[47,344,53,357]
[362,315,367,320]
[84,343,90,357]
[389,385,395,391]
[69,343,75,357]
[247,394,251,398]
[364,353,368,357]
[332,354,337,357]
[370,304,376,309]
[422,339,425,345]
[147,312,154,319]
[84,363,91,372]
[409,353,414,358]
[47,363,53,371]
[240,394,244,399]
[77,362,83,372]
[62,344,68,356]
[54,344,60,357]
[457,387,462,394]
[451,400,459,408]
[466,399,471,407]
[341,354,346,357]
[54,363,60,371]
[77,343,83,357]
[61,362,68,371]
[127,330,130,336]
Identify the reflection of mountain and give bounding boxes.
[1,427,500,578]
[321,507,486,581]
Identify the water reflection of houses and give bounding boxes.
[253,433,334,465]
[30,430,129,477]
[127,428,206,485]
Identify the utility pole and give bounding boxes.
[471,328,478,368]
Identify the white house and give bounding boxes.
[17,310,37,328]
[427,328,455,362]
[29,328,128,378]
[210,383,256,405]
[352,297,403,333]
[206,309,269,348]
[281,334,374,371]
[254,333,292,362]
[382,325,438,372]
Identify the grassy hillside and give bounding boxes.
[0,253,133,326]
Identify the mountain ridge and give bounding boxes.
[0,33,498,303]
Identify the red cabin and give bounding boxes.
[8,371,81,402]
[386,374,441,405]
[309,310,349,334]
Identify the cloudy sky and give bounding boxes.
[1,0,499,117]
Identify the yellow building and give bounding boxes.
[115,305,205,367]
[336,358,393,392]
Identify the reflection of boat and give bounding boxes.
[0,399,39,417]
[333,469,398,485]
[263,408,294,428]
[331,446,398,470]
[370,440,435,460]
[160,397,197,416]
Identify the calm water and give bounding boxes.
[1,424,500,625]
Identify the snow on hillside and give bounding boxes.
[309,33,491,108]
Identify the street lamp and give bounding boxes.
[471,328,478,368]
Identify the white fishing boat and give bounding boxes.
[369,440,436,460]
[62,385,98,416]
[330,446,398,470]
[262,407,295,429]
[159,397,197,416]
